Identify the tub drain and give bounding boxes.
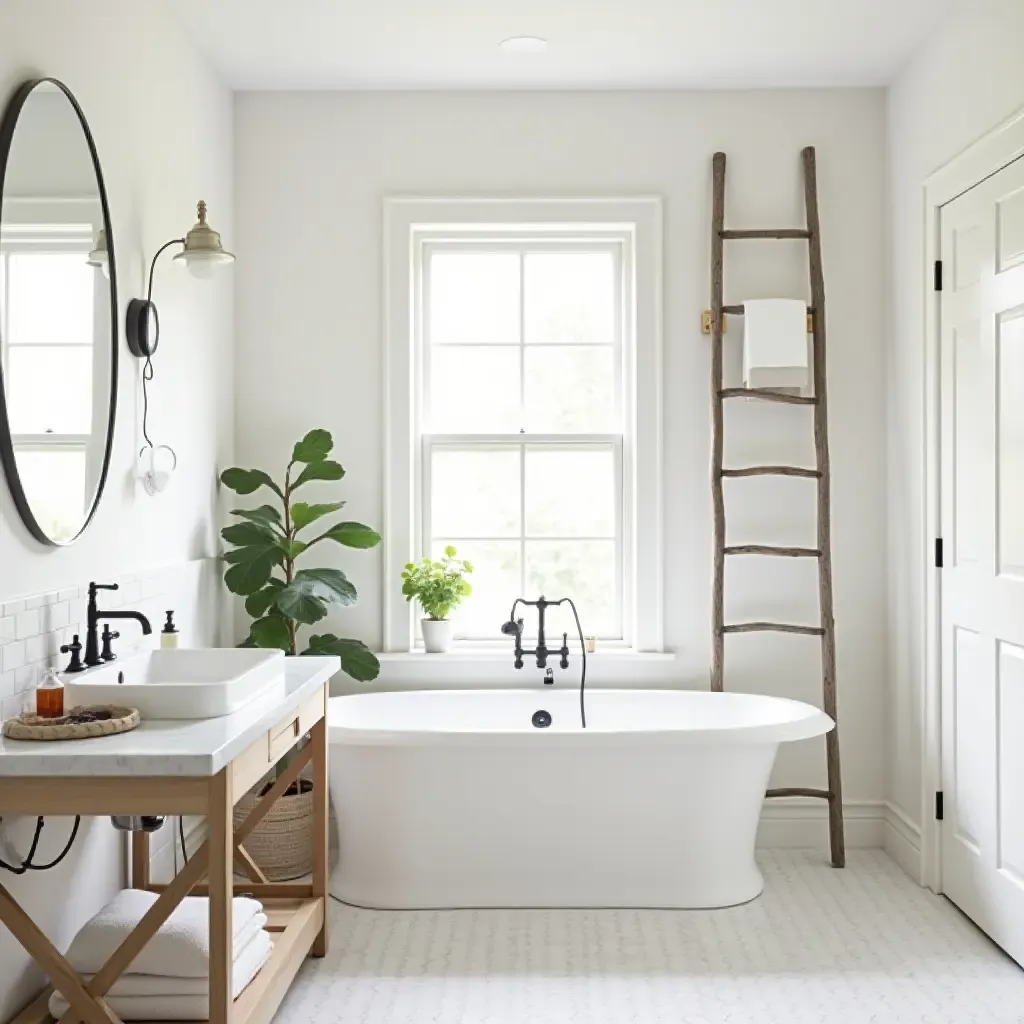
[532,710,552,728]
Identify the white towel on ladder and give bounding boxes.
[742,298,809,390]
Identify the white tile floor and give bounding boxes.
[279,850,1024,1023]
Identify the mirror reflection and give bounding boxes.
[0,80,116,544]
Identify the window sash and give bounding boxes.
[421,435,624,642]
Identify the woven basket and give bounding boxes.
[233,778,314,881]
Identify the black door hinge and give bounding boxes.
[934,259,944,292]
[935,791,944,821]
[935,537,944,568]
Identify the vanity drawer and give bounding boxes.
[231,685,326,799]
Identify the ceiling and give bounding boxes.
[167,0,956,91]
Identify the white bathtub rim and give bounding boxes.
[327,689,833,747]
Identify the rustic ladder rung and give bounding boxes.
[719,388,816,405]
[721,622,825,636]
[709,146,844,869]
[724,544,820,558]
[720,229,811,240]
[721,466,821,479]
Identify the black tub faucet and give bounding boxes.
[500,596,570,670]
[84,582,153,668]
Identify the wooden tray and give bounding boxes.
[2,705,140,741]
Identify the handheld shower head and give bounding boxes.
[501,618,523,637]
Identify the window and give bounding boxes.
[0,204,100,542]
[385,198,662,652]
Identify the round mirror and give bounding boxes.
[0,79,117,545]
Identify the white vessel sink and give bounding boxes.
[63,649,286,720]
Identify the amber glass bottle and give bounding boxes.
[36,669,65,719]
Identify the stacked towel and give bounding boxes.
[49,889,273,1021]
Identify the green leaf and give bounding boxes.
[273,582,330,625]
[293,460,345,489]
[303,634,380,682]
[220,468,283,499]
[245,579,285,618]
[222,521,280,548]
[310,521,381,549]
[249,616,291,651]
[282,540,307,560]
[224,549,280,596]
[290,567,358,606]
[291,429,333,464]
[291,501,346,532]
[230,505,282,530]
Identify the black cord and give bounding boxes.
[179,816,189,865]
[0,816,81,874]
[559,598,587,729]
[138,238,182,452]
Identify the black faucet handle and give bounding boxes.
[100,625,120,662]
[60,635,85,673]
[89,582,119,597]
[560,633,570,670]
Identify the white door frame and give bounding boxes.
[923,106,1024,892]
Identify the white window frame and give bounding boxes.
[384,197,663,654]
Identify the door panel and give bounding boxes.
[941,154,1024,966]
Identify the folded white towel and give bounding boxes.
[65,889,264,978]
[742,298,809,390]
[49,928,273,1020]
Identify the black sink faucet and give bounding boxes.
[83,582,153,668]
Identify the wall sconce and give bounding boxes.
[86,228,109,279]
[125,200,234,358]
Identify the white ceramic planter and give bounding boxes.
[421,618,453,653]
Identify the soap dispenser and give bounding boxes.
[160,611,180,650]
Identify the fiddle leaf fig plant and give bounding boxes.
[220,429,381,682]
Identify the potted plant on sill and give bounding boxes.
[401,546,473,653]
[219,428,380,879]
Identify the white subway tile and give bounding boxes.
[15,609,40,640]
[58,588,78,603]
[14,665,35,693]
[2,641,26,673]
[0,671,14,701]
[44,602,71,632]
[120,582,143,605]
[40,591,58,606]
[2,693,29,722]
[25,632,59,664]
[0,616,14,643]
[2,599,25,616]
[24,595,45,610]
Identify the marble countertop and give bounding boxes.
[0,656,338,778]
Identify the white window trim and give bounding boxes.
[383,196,664,656]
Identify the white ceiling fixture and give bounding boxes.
[499,36,549,54]
[166,0,958,91]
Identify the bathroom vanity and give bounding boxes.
[0,655,338,1024]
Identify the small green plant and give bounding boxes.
[220,429,381,682]
[401,546,473,621]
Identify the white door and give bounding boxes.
[941,153,1024,966]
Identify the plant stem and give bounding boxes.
[283,462,296,656]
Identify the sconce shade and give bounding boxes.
[172,200,234,279]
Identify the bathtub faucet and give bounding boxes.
[501,596,570,671]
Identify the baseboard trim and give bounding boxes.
[756,799,885,850]
[883,801,922,882]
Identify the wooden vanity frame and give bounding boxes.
[0,683,329,1024]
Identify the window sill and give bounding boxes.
[366,648,679,690]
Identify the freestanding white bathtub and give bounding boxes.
[327,688,833,910]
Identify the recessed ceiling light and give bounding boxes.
[499,36,548,54]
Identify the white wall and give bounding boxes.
[235,90,888,814]
[886,0,1024,873]
[0,2,234,1016]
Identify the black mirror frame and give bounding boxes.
[0,78,119,547]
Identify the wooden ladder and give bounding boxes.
[708,146,845,869]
